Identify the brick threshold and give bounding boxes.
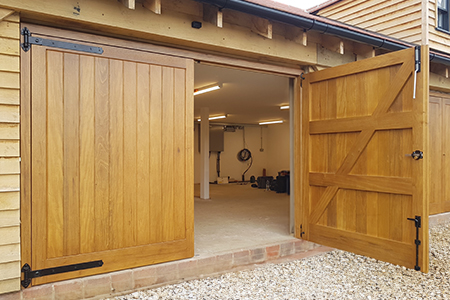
[1,239,331,300]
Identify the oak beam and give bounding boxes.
[144,0,161,15]
[430,72,450,93]
[119,0,135,10]
[0,0,318,65]
[203,4,222,28]
[251,16,272,39]
[317,44,355,67]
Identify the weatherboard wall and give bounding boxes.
[316,0,423,44]
[0,9,21,294]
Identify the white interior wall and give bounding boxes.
[194,123,290,184]
[265,122,290,176]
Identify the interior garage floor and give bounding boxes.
[194,183,296,256]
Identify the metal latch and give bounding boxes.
[21,260,103,288]
[21,27,104,54]
[405,150,423,160]
[407,216,421,271]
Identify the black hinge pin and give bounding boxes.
[21,260,103,288]
[407,215,421,271]
[300,224,305,238]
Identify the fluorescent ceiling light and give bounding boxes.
[194,84,222,96]
[280,105,289,110]
[197,115,227,122]
[259,120,283,125]
[209,115,227,120]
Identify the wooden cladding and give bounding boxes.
[301,47,429,271]
[23,30,194,285]
[316,0,423,44]
[0,10,21,295]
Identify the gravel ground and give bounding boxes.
[107,222,450,299]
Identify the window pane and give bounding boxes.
[438,10,450,30]
[438,0,448,10]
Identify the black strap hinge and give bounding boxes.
[21,260,103,288]
[21,27,103,54]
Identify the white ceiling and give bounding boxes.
[194,63,290,125]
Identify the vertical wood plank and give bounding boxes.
[109,59,124,249]
[402,195,413,243]
[79,56,96,254]
[20,40,32,267]
[46,50,64,259]
[94,57,110,252]
[389,195,403,242]
[355,73,367,235]
[173,68,186,240]
[301,75,311,239]
[136,63,150,245]
[149,65,163,243]
[123,61,137,247]
[161,67,174,242]
[366,133,379,236]
[318,81,329,227]
[326,79,337,228]
[184,60,195,250]
[63,53,80,256]
[443,99,450,212]
[28,49,49,279]
[428,97,442,214]
[418,45,429,272]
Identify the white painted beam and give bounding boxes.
[200,107,210,200]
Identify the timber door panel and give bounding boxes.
[429,95,443,215]
[429,92,450,214]
[444,99,450,212]
[25,29,194,284]
[300,47,429,271]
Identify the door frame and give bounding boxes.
[20,22,304,276]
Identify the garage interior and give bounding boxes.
[193,63,296,255]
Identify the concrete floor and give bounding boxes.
[194,183,296,255]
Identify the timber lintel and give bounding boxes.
[430,72,450,93]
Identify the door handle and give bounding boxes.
[405,150,423,160]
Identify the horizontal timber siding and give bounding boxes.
[428,0,450,54]
[317,0,422,44]
[0,8,20,295]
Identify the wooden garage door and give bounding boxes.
[22,28,194,284]
[300,47,429,271]
[429,92,450,215]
